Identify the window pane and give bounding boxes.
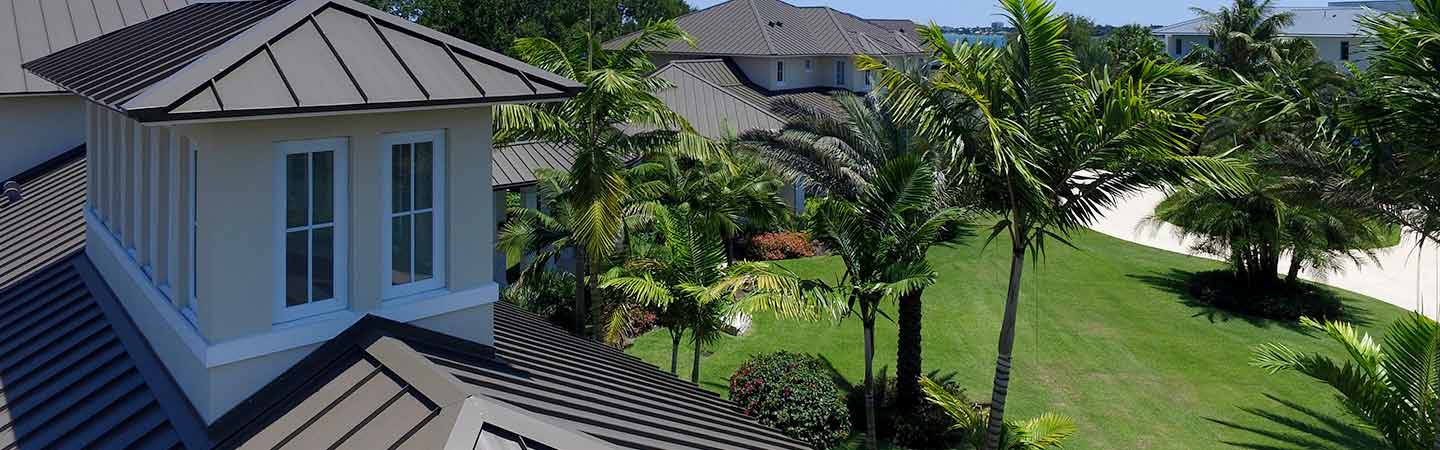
[414,212,433,282]
[312,227,334,301]
[392,144,411,213]
[285,154,308,228]
[312,151,334,224]
[391,215,411,285]
[414,141,433,210]
[285,230,308,306]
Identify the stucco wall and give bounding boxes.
[0,94,84,181]
[732,55,885,92]
[178,107,496,341]
[1165,34,1369,67]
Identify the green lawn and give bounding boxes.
[626,228,1409,450]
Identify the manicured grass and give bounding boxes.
[626,228,1410,450]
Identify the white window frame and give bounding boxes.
[776,60,785,86]
[804,59,813,73]
[381,130,446,300]
[273,137,349,323]
[836,60,847,85]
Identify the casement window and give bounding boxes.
[835,61,847,85]
[804,59,813,72]
[1207,38,1215,50]
[276,138,348,321]
[776,61,785,85]
[1341,41,1350,61]
[865,71,873,86]
[382,130,445,299]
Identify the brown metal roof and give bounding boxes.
[0,150,208,450]
[213,304,811,450]
[492,140,577,191]
[606,0,923,57]
[0,0,190,96]
[23,0,584,123]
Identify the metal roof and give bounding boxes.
[1154,5,1391,37]
[0,150,209,450]
[23,0,584,123]
[492,140,577,191]
[0,0,191,96]
[658,58,848,130]
[212,304,811,450]
[606,0,923,57]
[866,19,925,47]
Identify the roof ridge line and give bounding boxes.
[823,7,860,55]
[662,60,784,123]
[745,0,778,55]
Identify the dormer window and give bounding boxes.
[277,138,349,322]
[383,130,446,299]
[776,61,785,86]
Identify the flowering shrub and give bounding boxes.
[729,352,850,449]
[748,232,816,261]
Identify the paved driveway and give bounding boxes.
[1089,188,1439,319]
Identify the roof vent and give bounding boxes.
[3,181,20,203]
[767,21,783,27]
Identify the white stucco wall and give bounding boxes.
[1163,34,1369,67]
[730,55,888,92]
[0,94,84,180]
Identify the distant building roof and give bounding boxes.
[866,19,926,47]
[211,305,811,450]
[493,140,577,190]
[1154,3,1408,37]
[0,149,208,450]
[657,59,849,131]
[606,0,923,57]
[23,0,583,123]
[0,0,190,96]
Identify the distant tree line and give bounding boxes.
[363,0,692,55]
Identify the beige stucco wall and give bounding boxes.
[177,107,496,341]
[0,94,84,181]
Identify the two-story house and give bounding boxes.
[1154,0,1415,68]
[0,0,811,448]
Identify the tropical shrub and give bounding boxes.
[1186,270,1344,321]
[729,352,851,449]
[748,231,816,261]
[920,377,1079,450]
[840,371,965,449]
[500,269,576,327]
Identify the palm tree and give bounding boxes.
[739,92,971,416]
[1188,0,1297,75]
[601,206,732,382]
[721,155,962,450]
[1252,314,1439,450]
[496,20,718,337]
[628,151,789,262]
[861,2,1249,448]
[919,377,1078,450]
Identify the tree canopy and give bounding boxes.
[363,0,692,56]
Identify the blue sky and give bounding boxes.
[687,0,1335,27]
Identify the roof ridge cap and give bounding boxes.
[824,7,860,54]
[745,0,778,55]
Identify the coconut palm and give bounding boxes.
[720,155,963,450]
[860,1,1249,447]
[1188,0,1297,75]
[496,20,718,337]
[628,151,789,262]
[739,92,971,416]
[1252,314,1439,450]
[919,377,1078,450]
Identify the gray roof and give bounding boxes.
[866,19,926,47]
[658,59,849,130]
[0,150,208,450]
[213,304,811,450]
[1155,5,1390,37]
[23,0,583,123]
[493,141,577,190]
[607,0,923,57]
[0,0,190,96]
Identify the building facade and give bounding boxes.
[1154,0,1415,68]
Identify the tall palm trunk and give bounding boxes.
[590,272,603,342]
[863,319,878,450]
[895,288,925,415]
[669,331,683,375]
[691,333,703,383]
[1285,256,1303,285]
[575,248,590,336]
[985,247,1027,450]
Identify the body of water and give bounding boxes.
[943,33,1006,47]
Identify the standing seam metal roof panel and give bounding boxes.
[604,0,922,56]
[23,0,583,123]
[0,0,189,95]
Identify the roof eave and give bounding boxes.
[131,90,581,125]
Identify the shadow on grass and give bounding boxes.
[1127,269,1376,330]
[1209,393,1384,450]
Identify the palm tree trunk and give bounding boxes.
[985,247,1027,450]
[574,249,589,336]
[1285,256,1302,285]
[691,333,702,383]
[590,272,603,342]
[896,288,924,416]
[863,320,878,450]
[670,331,682,375]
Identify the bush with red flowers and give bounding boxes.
[729,352,849,449]
[747,232,816,261]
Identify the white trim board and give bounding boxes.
[87,209,498,368]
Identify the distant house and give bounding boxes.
[1154,0,1415,68]
[0,0,814,449]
